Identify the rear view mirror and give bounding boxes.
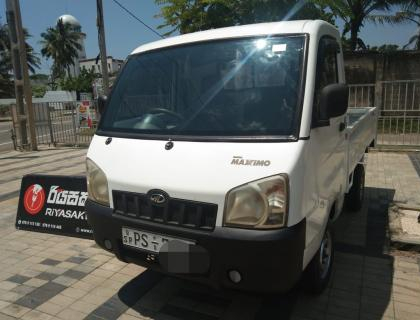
[319,83,348,120]
[98,95,107,115]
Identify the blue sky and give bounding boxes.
[0,0,417,74]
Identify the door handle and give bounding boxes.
[339,122,346,132]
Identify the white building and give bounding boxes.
[57,14,86,77]
[80,56,124,75]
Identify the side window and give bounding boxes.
[313,37,339,122]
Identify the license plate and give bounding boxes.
[121,227,192,253]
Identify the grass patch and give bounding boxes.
[78,128,97,136]
[378,118,420,134]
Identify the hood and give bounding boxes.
[87,135,304,226]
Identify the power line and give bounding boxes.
[111,0,164,39]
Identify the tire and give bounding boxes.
[304,225,334,294]
[345,164,365,211]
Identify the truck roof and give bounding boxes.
[131,20,337,55]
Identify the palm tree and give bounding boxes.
[405,27,420,50]
[0,22,40,97]
[40,19,82,79]
[0,24,40,74]
[156,0,335,36]
[373,1,420,49]
[315,0,403,51]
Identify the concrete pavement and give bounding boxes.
[0,148,419,320]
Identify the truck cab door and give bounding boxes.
[311,36,347,218]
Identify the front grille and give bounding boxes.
[113,190,217,231]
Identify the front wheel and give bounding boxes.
[304,226,334,294]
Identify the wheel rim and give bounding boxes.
[319,230,332,279]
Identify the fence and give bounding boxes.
[348,84,375,108]
[0,105,11,119]
[348,80,420,148]
[7,81,420,149]
[10,100,97,149]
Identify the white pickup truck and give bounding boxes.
[86,20,377,293]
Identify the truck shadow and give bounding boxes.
[311,186,395,320]
[109,186,396,320]
[114,271,299,320]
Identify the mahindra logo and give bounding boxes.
[147,190,169,205]
[150,193,166,204]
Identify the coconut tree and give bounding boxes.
[40,19,82,79]
[0,24,41,74]
[155,0,335,36]
[373,1,420,49]
[405,27,420,50]
[0,21,40,97]
[314,0,404,51]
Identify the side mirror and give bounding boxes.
[98,95,107,115]
[319,83,349,120]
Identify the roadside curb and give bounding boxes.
[389,203,420,253]
[370,148,420,153]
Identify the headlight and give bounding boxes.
[224,175,288,229]
[86,158,109,206]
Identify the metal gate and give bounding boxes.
[10,101,97,149]
[8,82,420,149]
[349,80,420,148]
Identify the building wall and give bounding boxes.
[80,57,123,75]
[344,50,420,84]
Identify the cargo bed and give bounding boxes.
[346,107,378,191]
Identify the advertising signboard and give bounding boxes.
[16,174,93,239]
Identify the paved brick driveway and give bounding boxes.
[0,148,419,320]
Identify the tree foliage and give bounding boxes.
[0,23,41,74]
[155,0,410,52]
[369,44,400,52]
[0,20,40,98]
[341,36,367,52]
[40,19,82,80]
[373,1,420,50]
[155,0,335,36]
[30,73,49,82]
[0,75,14,98]
[32,85,47,98]
[315,0,404,51]
[59,68,98,94]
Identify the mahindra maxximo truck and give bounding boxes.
[86,20,377,293]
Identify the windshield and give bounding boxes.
[99,35,306,139]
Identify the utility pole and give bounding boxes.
[5,0,37,151]
[96,0,109,96]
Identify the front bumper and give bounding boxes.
[86,199,305,293]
